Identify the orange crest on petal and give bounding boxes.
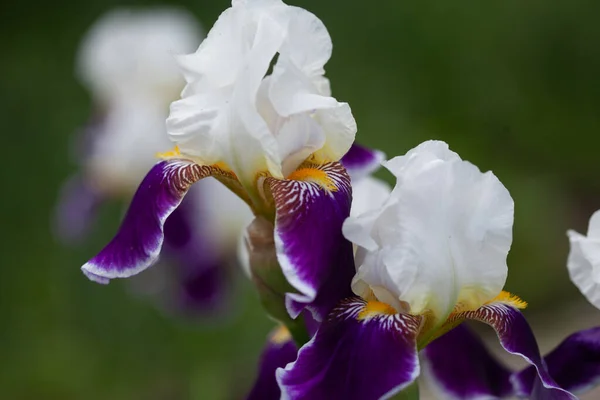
[486,291,528,310]
[287,167,337,192]
[357,301,397,320]
[156,145,181,159]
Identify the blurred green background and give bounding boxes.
[2,0,600,398]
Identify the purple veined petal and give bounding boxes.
[340,143,385,181]
[264,162,355,321]
[453,301,578,399]
[277,297,423,400]
[54,174,105,244]
[81,159,245,284]
[421,324,513,399]
[247,326,298,400]
[513,326,600,397]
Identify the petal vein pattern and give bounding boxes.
[81,160,238,282]
[266,162,354,320]
[277,297,422,400]
[447,302,577,399]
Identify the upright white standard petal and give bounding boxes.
[343,140,514,323]
[77,8,202,104]
[166,0,356,188]
[567,210,600,309]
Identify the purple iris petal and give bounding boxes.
[267,162,355,321]
[421,324,513,399]
[54,174,104,244]
[81,160,215,283]
[247,327,298,400]
[461,302,577,399]
[514,326,600,397]
[340,143,385,181]
[277,297,422,400]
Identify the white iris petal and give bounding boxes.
[567,210,600,309]
[343,140,514,323]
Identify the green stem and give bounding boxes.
[252,273,311,347]
[285,314,311,347]
[390,382,419,400]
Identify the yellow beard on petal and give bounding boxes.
[485,291,528,309]
[357,301,397,320]
[156,145,181,159]
[287,167,337,192]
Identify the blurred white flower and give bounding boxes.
[567,210,600,309]
[77,7,204,194]
[77,8,202,104]
[343,140,514,324]
[166,0,356,190]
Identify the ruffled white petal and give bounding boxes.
[350,176,392,217]
[166,91,227,164]
[277,115,326,177]
[311,103,356,164]
[168,0,355,182]
[279,6,332,80]
[567,210,600,309]
[344,140,514,322]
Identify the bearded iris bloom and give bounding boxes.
[73,2,600,399]
[57,8,254,312]
[276,141,592,399]
[80,0,362,320]
[418,209,600,399]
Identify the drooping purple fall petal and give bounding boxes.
[514,326,600,397]
[421,324,513,399]
[340,143,385,181]
[265,161,355,321]
[453,302,577,399]
[277,297,422,400]
[81,159,238,283]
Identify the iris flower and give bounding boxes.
[276,141,598,399]
[417,209,600,399]
[80,0,360,321]
[57,8,253,312]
